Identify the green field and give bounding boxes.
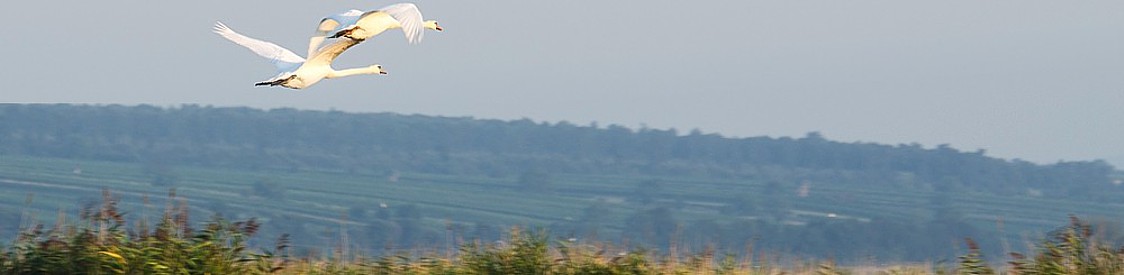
[1,154,1122,259]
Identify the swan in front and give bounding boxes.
[306,3,442,54]
[213,22,387,90]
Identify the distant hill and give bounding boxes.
[0,104,1115,198]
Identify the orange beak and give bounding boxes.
[435,25,443,31]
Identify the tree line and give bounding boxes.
[0,104,1114,196]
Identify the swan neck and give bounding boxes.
[330,67,378,78]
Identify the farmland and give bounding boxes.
[2,154,1122,262]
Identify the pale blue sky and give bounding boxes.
[2,1,1123,165]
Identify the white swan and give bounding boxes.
[213,22,387,90]
[307,3,441,54]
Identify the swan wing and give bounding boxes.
[329,9,365,27]
[305,36,362,67]
[307,36,327,61]
[375,3,425,44]
[308,9,364,58]
[213,21,305,70]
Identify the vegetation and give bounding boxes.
[0,190,821,274]
[0,104,1115,198]
[1,104,1123,263]
[0,190,286,274]
[2,154,1101,262]
[4,193,1124,274]
[941,216,1124,275]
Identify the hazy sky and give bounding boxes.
[2,1,1123,166]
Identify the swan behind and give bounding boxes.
[306,3,442,54]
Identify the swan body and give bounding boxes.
[213,22,386,90]
[307,3,441,54]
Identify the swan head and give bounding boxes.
[370,64,388,75]
[424,20,442,32]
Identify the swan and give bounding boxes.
[306,3,441,54]
[213,21,387,90]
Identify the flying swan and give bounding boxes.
[213,22,387,89]
[306,3,442,54]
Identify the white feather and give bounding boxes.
[308,9,365,58]
[212,21,305,70]
[378,3,425,44]
[327,3,434,45]
[212,21,385,89]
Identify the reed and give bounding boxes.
[3,191,1122,274]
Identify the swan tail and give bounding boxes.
[328,27,365,41]
[255,75,296,87]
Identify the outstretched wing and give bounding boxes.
[377,3,425,44]
[308,9,364,58]
[324,9,365,31]
[305,36,362,67]
[212,21,305,70]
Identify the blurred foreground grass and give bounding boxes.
[0,190,1118,274]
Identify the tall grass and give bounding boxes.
[941,216,1124,275]
[1003,216,1124,275]
[0,189,287,274]
[4,190,1123,274]
[0,189,883,274]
